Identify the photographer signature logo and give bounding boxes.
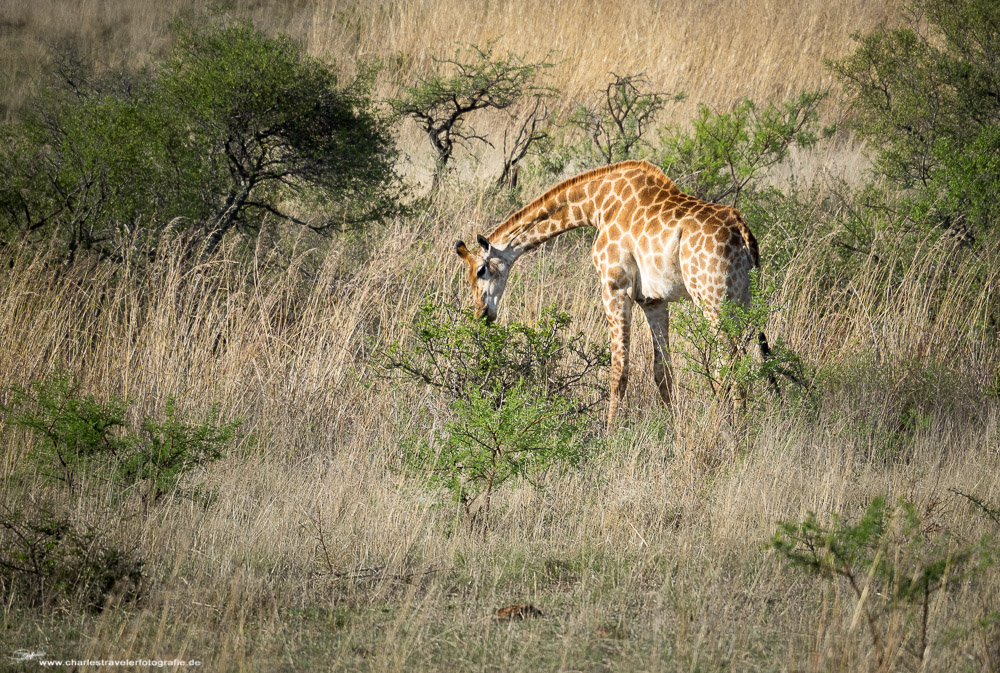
[9,649,46,664]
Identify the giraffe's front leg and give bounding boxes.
[640,301,673,409]
[602,281,633,427]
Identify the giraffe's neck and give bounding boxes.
[487,172,605,259]
[486,160,682,261]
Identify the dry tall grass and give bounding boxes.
[3,0,999,671]
[1,0,903,115]
[1,184,998,670]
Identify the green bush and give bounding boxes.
[0,17,403,256]
[378,303,605,529]
[118,396,238,503]
[0,72,195,256]
[0,370,237,613]
[654,92,830,208]
[671,270,802,412]
[378,301,608,412]
[829,0,1000,239]
[159,18,402,241]
[769,494,998,667]
[3,370,239,502]
[3,371,130,492]
[405,380,581,531]
[736,184,826,273]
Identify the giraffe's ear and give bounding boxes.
[477,234,491,253]
[455,240,470,258]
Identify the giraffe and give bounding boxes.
[455,160,770,425]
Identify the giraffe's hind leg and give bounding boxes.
[694,295,750,410]
[640,301,674,409]
[700,291,784,411]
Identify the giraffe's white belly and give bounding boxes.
[630,230,689,303]
[632,267,690,303]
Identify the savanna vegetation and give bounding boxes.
[1,0,998,671]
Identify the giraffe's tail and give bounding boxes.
[757,331,782,396]
[732,210,781,393]
[732,211,761,270]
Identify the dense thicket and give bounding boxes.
[0,18,402,258]
[829,0,1000,239]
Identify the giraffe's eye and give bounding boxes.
[476,265,488,279]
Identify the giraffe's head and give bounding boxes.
[455,234,512,323]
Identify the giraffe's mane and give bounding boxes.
[489,160,678,244]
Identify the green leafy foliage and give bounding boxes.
[3,370,239,502]
[671,270,802,409]
[828,0,1000,238]
[405,381,580,531]
[769,494,998,666]
[0,68,198,255]
[3,371,130,492]
[0,17,402,256]
[159,18,402,239]
[391,41,555,190]
[118,397,237,503]
[378,301,609,412]
[654,92,830,207]
[0,370,237,614]
[378,302,605,530]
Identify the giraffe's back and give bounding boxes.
[601,173,758,311]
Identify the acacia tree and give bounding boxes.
[495,95,551,189]
[828,0,1000,239]
[391,41,555,192]
[570,73,680,165]
[0,18,403,256]
[159,20,403,244]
